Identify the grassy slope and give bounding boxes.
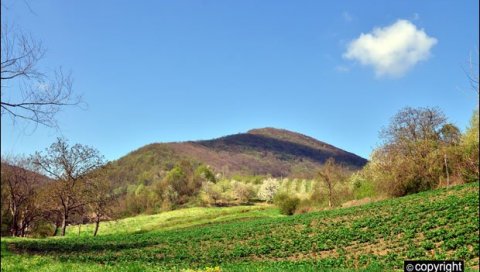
[65,205,282,237]
[2,183,479,272]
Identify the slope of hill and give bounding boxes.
[3,183,478,271]
[108,128,367,188]
[0,162,51,183]
[65,205,282,237]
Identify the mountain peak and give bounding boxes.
[111,128,367,188]
[248,127,295,135]
[247,127,330,149]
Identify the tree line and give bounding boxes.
[273,107,479,215]
[362,107,478,197]
[1,138,110,237]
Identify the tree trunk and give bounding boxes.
[53,212,62,236]
[93,216,100,237]
[328,183,333,208]
[444,154,450,187]
[61,213,68,236]
[9,206,18,237]
[20,223,26,237]
[10,218,18,237]
[53,225,59,236]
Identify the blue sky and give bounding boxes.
[1,0,478,161]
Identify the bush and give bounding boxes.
[30,219,56,238]
[459,110,479,182]
[200,181,222,206]
[274,193,300,215]
[294,199,317,214]
[350,173,376,199]
[231,181,256,204]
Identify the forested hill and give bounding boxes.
[107,128,367,188]
[0,162,51,184]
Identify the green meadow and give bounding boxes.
[2,182,478,272]
[65,205,282,237]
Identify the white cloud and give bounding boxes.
[343,19,437,78]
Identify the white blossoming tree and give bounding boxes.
[257,178,280,203]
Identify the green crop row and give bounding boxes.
[3,182,479,271]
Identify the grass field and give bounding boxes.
[1,182,479,271]
[65,205,282,237]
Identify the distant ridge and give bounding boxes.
[108,128,367,188]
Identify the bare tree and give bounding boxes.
[317,158,348,208]
[1,21,81,128]
[464,50,479,96]
[381,107,447,144]
[0,157,46,236]
[85,164,115,237]
[32,138,105,236]
[38,190,64,236]
[369,107,464,196]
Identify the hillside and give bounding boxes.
[0,162,51,183]
[65,205,282,237]
[108,128,367,188]
[3,183,478,271]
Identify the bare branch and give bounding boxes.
[1,22,82,129]
[461,49,479,96]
